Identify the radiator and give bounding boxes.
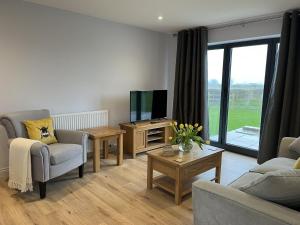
[52,110,108,130]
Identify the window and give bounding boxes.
[208,38,280,157]
[208,49,224,142]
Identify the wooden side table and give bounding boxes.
[83,127,126,172]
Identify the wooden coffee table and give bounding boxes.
[83,127,126,172]
[147,145,224,204]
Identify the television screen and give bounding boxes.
[130,90,167,122]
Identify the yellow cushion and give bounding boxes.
[23,117,57,144]
[293,157,300,169]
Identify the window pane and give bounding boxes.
[226,45,268,150]
[208,49,224,141]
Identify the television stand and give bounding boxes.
[119,119,173,158]
[149,118,168,124]
[150,121,160,124]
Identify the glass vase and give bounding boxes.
[179,139,193,152]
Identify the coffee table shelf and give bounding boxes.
[153,175,199,197]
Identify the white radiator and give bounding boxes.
[52,110,108,130]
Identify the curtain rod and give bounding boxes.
[207,9,300,30]
[208,14,283,30]
[172,12,284,36]
[209,9,300,30]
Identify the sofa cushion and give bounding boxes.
[48,143,82,165]
[229,172,264,189]
[250,157,296,174]
[289,137,300,155]
[239,169,300,209]
[294,157,300,169]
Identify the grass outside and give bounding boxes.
[209,104,262,136]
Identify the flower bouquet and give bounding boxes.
[169,122,209,152]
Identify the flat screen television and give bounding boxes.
[130,90,167,122]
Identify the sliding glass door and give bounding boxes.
[208,38,280,157]
[207,49,224,142]
[226,45,268,150]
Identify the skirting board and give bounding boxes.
[0,167,8,180]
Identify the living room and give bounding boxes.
[0,0,300,224]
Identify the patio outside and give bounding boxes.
[208,83,263,151]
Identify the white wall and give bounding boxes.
[0,0,169,176]
[0,0,169,125]
[166,17,283,117]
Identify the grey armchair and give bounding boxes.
[0,109,88,199]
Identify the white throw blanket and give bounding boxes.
[8,138,40,192]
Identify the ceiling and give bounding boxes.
[25,0,300,33]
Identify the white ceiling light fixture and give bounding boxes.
[158,16,164,21]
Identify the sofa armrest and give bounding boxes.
[278,137,299,159]
[30,142,50,182]
[1,127,51,181]
[55,129,88,163]
[0,125,9,170]
[192,181,300,225]
[6,137,50,182]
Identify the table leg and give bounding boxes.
[215,155,222,183]
[147,156,153,189]
[93,139,100,172]
[103,140,109,159]
[117,134,123,165]
[175,167,182,205]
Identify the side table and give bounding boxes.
[83,127,125,172]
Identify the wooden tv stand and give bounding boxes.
[119,119,173,158]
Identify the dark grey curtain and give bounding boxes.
[258,10,300,164]
[172,27,209,139]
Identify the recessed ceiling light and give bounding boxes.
[158,16,163,21]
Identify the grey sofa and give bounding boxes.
[0,109,88,199]
[193,137,300,225]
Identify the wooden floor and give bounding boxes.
[0,151,256,225]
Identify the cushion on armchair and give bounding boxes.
[23,117,57,144]
[48,143,82,165]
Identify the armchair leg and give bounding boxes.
[79,164,84,178]
[39,182,46,199]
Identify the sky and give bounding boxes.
[208,45,268,85]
